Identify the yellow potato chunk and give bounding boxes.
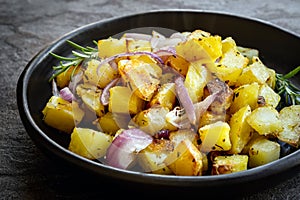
[56,66,82,88]
[235,56,271,87]
[126,39,151,52]
[132,106,170,136]
[258,83,281,108]
[212,154,248,175]
[164,139,205,176]
[108,86,144,115]
[277,105,300,147]
[184,61,209,103]
[83,59,119,89]
[228,105,253,154]
[229,82,260,114]
[198,121,232,153]
[98,112,120,135]
[118,58,162,101]
[98,37,127,58]
[247,106,283,136]
[68,127,113,160]
[247,137,280,168]
[149,82,176,110]
[138,139,173,174]
[164,54,190,76]
[42,96,84,133]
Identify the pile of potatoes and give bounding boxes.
[42,29,300,176]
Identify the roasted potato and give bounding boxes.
[277,105,300,147]
[68,127,113,160]
[42,96,84,133]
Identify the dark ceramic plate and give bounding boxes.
[17,9,300,196]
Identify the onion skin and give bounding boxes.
[105,128,153,169]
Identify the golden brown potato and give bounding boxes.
[68,127,113,160]
[98,37,127,58]
[42,96,84,133]
[108,86,144,115]
[212,154,248,175]
[229,82,260,114]
[228,105,253,154]
[118,58,162,101]
[138,139,173,174]
[164,139,205,176]
[198,121,232,153]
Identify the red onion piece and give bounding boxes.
[105,128,153,169]
[100,78,119,106]
[174,76,196,125]
[59,87,74,102]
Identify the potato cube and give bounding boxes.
[277,105,300,147]
[118,58,162,101]
[132,106,170,136]
[83,59,119,89]
[212,154,248,175]
[228,105,253,154]
[149,83,176,110]
[169,129,199,147]
[42,96,84,133]
[175,38,213,62]
[126,39,151,52]
[56,66,82,88]
[164,139,205,176]
[258,83,281,108]
[207,44,248,86]
[235,56,271,87]
[164,54,190,76]
[68,127,113,160]
[229,82,260,114]
[98,37,127,58]
[247,137,280,168]
[108,86,144,115]
[79,88,105,117]
[138,139,173,175]
[98,112,120,135]
[184,61,209,103]
[247,106,283,136]
[198,121,232,153]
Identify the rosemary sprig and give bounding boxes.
[275,66,300,110]
[48,40,98,82]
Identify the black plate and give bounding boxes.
[17,9,300,196]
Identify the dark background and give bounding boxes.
[1,0,300,199]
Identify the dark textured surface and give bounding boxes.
[2,0,300,199]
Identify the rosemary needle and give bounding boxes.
[48,40,98,82]
[275,66,300,110]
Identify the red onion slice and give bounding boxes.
[194,92,219,127]
[105,128,153,169]
[174,76,196,125]
[100,77,119,106]
[59,87,74,102]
